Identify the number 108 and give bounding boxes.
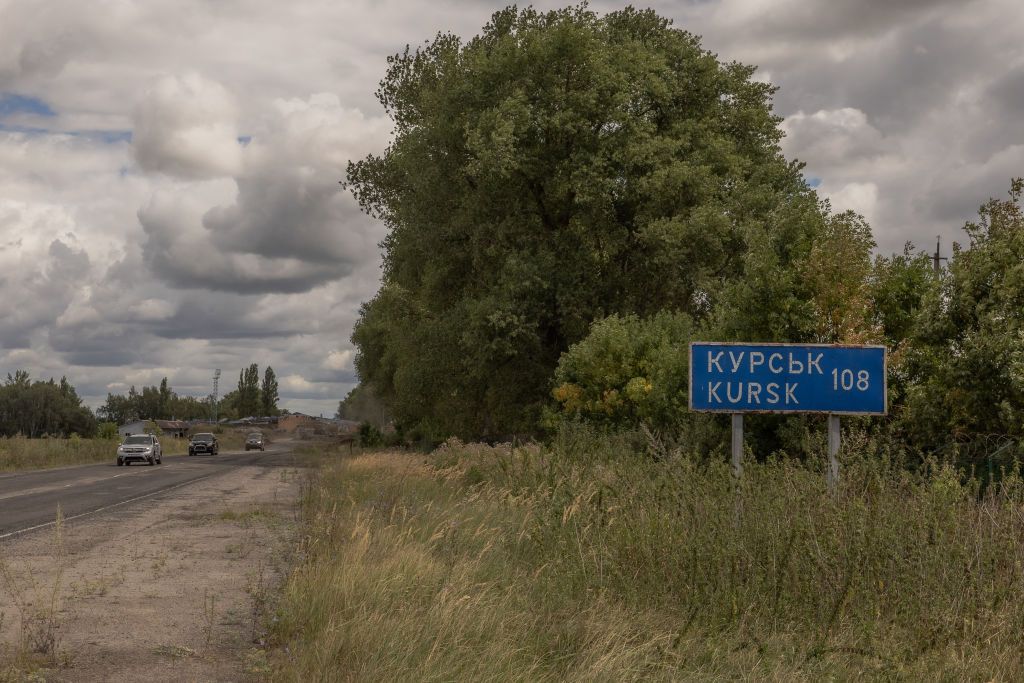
[832,368,869,391]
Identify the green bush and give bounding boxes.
[358,422,384,448]
[551,312,693,433]
[97,422,119,440]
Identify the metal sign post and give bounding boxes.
[731,413,743,481]
[827,414,840,492]
[690,342,887,490]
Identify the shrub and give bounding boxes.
[97,422,119,440]
[358,422,384,448]
[551,312,693,433]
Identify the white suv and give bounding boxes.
[117,434,162,466]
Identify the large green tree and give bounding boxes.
[261,366,279,416]
[904,179,1024,445]
[349,5,826,439]
[237,364,261,418]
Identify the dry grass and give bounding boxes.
[0,431,249,473]
[269,432,1024,681]
[0,509,67,680]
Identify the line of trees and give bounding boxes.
[97,365,280,425]
[0,371,97,437]
[214,364,280,420]
[96,377,211,424]
[345,5,1024,457]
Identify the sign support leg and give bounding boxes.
[827,414,840,492]
[731,413,743,481]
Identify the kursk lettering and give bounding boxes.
[705,350,824,375]
[705,381,799,406]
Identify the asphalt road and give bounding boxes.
[0,442,300,539]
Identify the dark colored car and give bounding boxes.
[117,434,162,466]
[245,432,265,451]
[188,432,219,456]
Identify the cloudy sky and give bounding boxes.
[0,0,1020,415]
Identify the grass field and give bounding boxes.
[269,429,1024,681]
[0,431,250,472]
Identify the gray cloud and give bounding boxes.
[136,91,388,295]
[147,294,307,341]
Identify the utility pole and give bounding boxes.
[932,235,948,275]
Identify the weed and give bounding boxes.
[200,589,218,652]
[0,507,68,675]
[245,561,270,645]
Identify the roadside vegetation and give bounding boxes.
[271,434,1024,680]
[0,431,250,473]
[302,4,1024,680]
[345,3,1024,467]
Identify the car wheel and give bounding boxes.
[117,458,123,467]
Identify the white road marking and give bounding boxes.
[0,473,217,541]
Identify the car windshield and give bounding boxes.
[124,435,152,445]
[247,433,262,439]
[192,433,214,442]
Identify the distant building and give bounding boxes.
[154,420,189,438]
[117,419,189,438]
[277,414,318,433]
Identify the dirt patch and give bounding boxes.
[0,463,302,682]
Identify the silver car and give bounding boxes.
[117,434,162,466]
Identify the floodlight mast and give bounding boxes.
[211,369,221,423]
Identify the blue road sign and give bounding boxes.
[689,343,887,415]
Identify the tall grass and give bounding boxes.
[270,430,1024,680]
[0,431,250,472]
[0,437,116,472]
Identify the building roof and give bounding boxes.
[154,420,189,430]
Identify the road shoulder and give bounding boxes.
[0,461,301,682]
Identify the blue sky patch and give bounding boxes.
[0,93,56,119]
[0,123,132,144]
[807,176,822,188]
[84,130,132,144]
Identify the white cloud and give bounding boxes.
[781,108,886,169]
[324,350,354,371]
[133,73,243,179]
[822,181,880,225]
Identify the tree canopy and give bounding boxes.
[349,5,829,440]
[903,179,1024,444]
[0,372,96,437]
